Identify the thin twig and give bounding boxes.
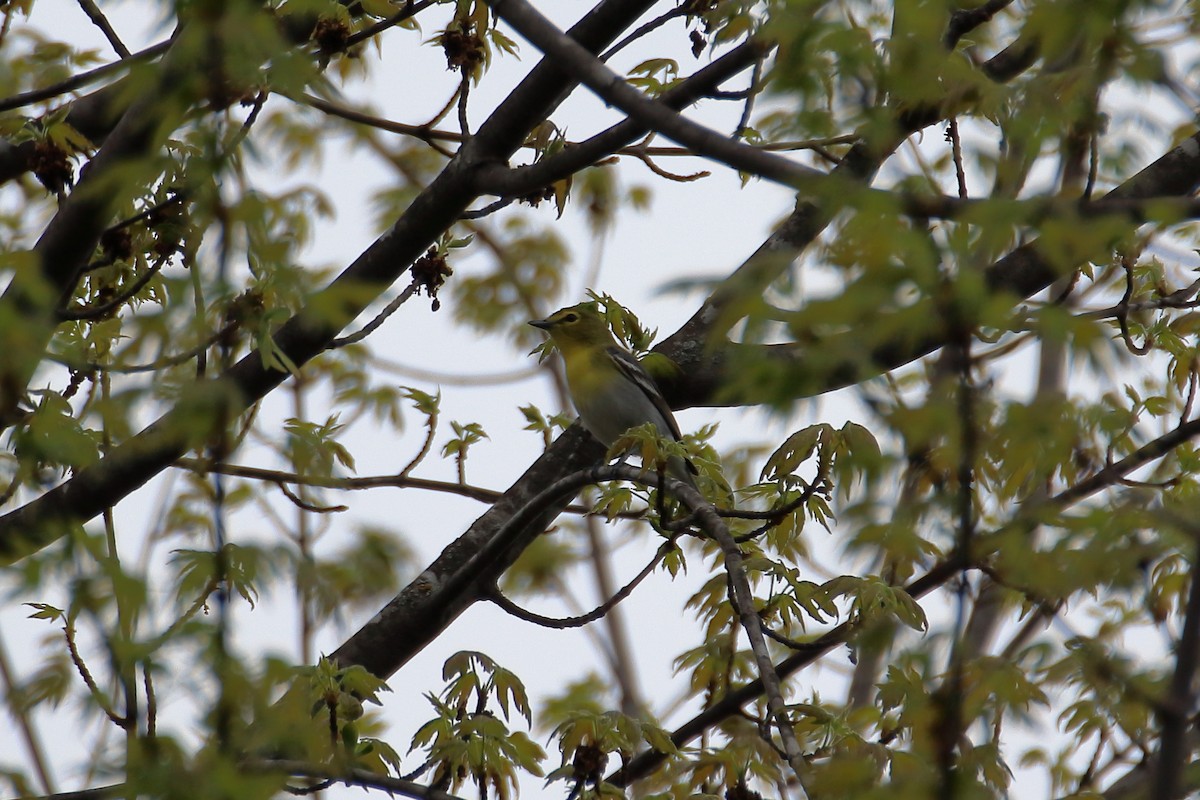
[328,281,419,349]
[422,84,464,132]
[599,6,687,61]
[399,402,438,479]
[172,457,647,519]
[0,41,170,114]
[649,135,859,155]
[277,481,347,513]
[344,0,441,48]
[947,118,967,198]
[0,471,22,507]
[143,662,156,739]
[246,760,469,800]
[1080,275,1200,320]
[399,760,434,783]
[1152,535,1200,799]
[0,7,13,50]
[75,0,131,58]
[65,624,128,729]
[293,91,461,156]
[485,0,821,191]
[1182,363,1199,428]
[12,785,123,800]
[732,57,764,141]
[581,506,645,715]
[284,778,336,795]
[57,256,170,321]
[457,73,471,137]
[223,90,268,155]
[370,356,541,386]
[1076,727,1110,793]
[1116,255,1153,356]
[628,148,709,181]
[460,197,515,219]
[730,480,826,543]
[1085,125,1100,200]
[107,193,188,234]
[485,537,677,628]
[48,324,234,375]
[761,624,826,653]
[660,474,811,788]
[144,578,221,651]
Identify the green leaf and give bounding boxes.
[13,391,101,473]
[762,425,829,481]
[24,603,64,622]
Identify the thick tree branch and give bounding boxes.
[943,0,1016,49]
[0,33,204,426]
[486,0,823,191]
[1153,536,1200,799]
[0,0,663,564]
[0,0,435,186]
[0,40,168,115]
[327,425,606,676]
[610,411,1200,787]
[472,39,769,198]
[662,132,1200,409]
[663,11,1048,356]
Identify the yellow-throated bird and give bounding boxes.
[530,302,699,492]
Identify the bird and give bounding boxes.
[529,301,699,493]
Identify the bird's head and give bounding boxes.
[529,302,613,348]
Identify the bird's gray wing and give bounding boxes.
[605,346,684,441]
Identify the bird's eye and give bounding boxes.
[563,313,579,323]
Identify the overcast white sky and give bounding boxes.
[1,1,1191,797]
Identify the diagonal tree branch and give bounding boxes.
[662,130,1200,409]
[0,0,430,187]
[0,0,663,563]
[0,0,453,422]
[0,78,138,186]
[327,424,606,676]
[328,155,1200,686]
[943,0,1016,49]
[472,38,768,198]
[1153,535,1200,799]
[0,31,205,426]
[0,40,169,116]
[610,412,1200,788]
[663,6,1048,355]
[4,4,1200,735]
[486,0,824,191]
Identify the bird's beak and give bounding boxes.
[529,319,553,330]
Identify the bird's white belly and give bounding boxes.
[574,381,672,448]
